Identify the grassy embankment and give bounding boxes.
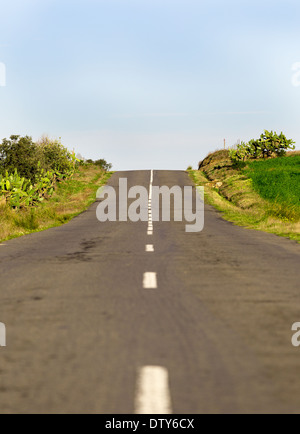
[0,165,112,242]
[189,151,300,242]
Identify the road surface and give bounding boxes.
[0,170,299,414]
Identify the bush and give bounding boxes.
[0,135,78,208]
[85,158,112,171]
[0,167,56,208]
[0,135,40,183]
[0,135,77,183]
[36,136,76,180]
[94,159,112,171]
[230,130,295,162]
[0,134,112,208]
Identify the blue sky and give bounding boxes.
[0,0,299,170]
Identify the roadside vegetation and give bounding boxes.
[189,131,300,243]
[0,135,112,242]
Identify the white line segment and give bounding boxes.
[135,366,172,414]
[146,245,154,252]
[148,170,154,235]
[143,272,157,289]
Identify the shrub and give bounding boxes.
[94,159,112,171]
[0,135,39,183]
[0,134,112,208]
[0,135,77,208]
[230,130,295,162]
[0,135,77,183]
[0,167,56,208]
[36,136,76,179]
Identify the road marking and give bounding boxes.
[135,366,172,414]
[146,244,154,252]
[143,272,157,289]
[148,170,154,235]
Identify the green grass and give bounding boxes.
[245,156,300,220]
[0,165,112,242]
[188,152,300,243]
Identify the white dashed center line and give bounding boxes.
[148,170,154,235]
[139,174,168,413]
[143,272,157,289]
[135,366,172,414]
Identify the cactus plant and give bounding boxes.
[0,167,57,208]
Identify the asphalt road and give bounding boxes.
[0,170,300,414]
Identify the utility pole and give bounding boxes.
[224,139,226,149]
